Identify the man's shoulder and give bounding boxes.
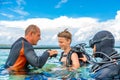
[9,38,23,50]
[13,37,29,45]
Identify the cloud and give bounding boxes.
[9,0,29,16]
[0,24,24,44]
[0,13,14,18]
[0,0,29,19]
[16,0,26,6]
[0,10,120,46]
[55,0,68,8]
[9,7,29,16]
[115,11,120,21]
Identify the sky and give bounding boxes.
[0,0,120,46]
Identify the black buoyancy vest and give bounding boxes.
[59,49,89,67]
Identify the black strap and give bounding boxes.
[59,52,64,61]
[59,50,73,67]
[66,50,74,67]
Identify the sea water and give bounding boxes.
[0,48,119,80]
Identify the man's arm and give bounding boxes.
[24,42,50,68]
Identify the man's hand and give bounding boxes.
[47,50,58,57]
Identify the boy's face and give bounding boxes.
[58,37,70,50]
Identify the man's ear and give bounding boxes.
[29,31,34,36]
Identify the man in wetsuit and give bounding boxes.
[4,24,58,73]
[89,30,120,80]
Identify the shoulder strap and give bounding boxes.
[67,50,89,67]
[66,50,74,67]
[59,52,64,61]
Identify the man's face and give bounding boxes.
[58,37,70,50]
[32,29,41,45]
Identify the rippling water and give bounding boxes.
[0,48,119,80]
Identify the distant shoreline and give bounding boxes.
[0,46,120,49]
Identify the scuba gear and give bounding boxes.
[89,30,115,58]
[89,30,120,80]
[69,43,90,67]
[89,36,114,48]
[72,43,87,53]
[91,51,120,72]
[90,52,120,80]
[59,43,90,67]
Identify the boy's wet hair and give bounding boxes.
[57,28,72,40]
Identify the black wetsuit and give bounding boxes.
[91,51,120,80]
[4,37,50,71]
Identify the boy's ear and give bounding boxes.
[67,39,71,44]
